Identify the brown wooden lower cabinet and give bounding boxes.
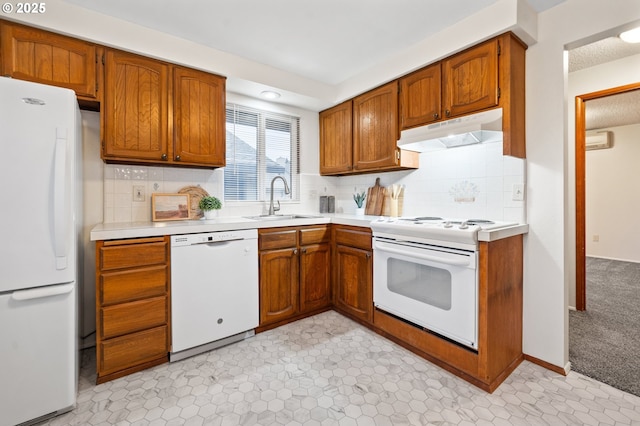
[95,236,171,384]
[332,225,373,324]
[99,326,169,377]
[259,245,299,324]
[258,226,331,330]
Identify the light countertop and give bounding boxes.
[90,214,528,242]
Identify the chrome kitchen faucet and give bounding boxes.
[268,175,290,215]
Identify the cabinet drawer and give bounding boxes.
[100,265,168,305]
[99,326,168,376]
[100,297,167,339]
[333,226,372,250]
[300,226,330,245]
[100,238,168,270]
[259,228,297,250]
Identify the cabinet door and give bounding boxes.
[319,100,353,175]
[173,66,226,166]
[353,81,399,171]
[0,22,97,99]
[442,40,499,118]
[103,49,169,162]
[400,63,441,129]
[300,242,330,313]
[259,248,299,325]
[334,244,373,323]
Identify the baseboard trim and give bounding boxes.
[587,255,640,264]
[524,354,567,376]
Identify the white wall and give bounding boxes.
[526,0,640,369]
[585,124,640,262]
[567,53,640,307]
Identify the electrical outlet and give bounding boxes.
[133,185,145,202]
[512,183,525,201]
[593,235,599,242]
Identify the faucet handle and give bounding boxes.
[273,200,281,213]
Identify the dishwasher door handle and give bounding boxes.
[190,237,246,246]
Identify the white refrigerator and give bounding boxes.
[0,77,81,426]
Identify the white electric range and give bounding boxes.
[369,216,518,349]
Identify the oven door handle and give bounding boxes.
[374,241,472,267]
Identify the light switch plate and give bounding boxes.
[512,183,525,201]
[133,185,145,202]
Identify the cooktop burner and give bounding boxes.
[398,216,443,222]
[453,219,494,225]
[370,216,519,247]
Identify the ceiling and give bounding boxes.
[569,37,640,130]
[62,0,562,86]
[584,90,640,131]
[58,0,638,130]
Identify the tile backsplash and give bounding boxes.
[103,165,225,223]
[103,141,525,224]
[332,141,526,223]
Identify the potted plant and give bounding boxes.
[353,191,366,215]
[199,195,222,219]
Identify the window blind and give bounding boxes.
[225,103,300,202]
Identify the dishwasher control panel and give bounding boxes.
[171,229,258,246]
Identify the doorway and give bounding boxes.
[575,83,640,310]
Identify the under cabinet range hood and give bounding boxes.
[398,108,503,152]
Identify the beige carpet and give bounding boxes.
[569,256,640,397]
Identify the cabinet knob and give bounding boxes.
[161,153,168,161]
[301,248,307,254]
[175,155,181,161]
[433,113,439,120]
[366,252,371,259]
[445,110,451,118]
[293,248,298,255]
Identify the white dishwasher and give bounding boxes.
[170,229,258,362]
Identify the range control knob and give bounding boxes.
[443,221,453,228]
[459,221,469,229]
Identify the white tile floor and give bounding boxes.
[42,311,640,425]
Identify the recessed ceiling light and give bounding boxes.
[620,27,640,43]
[260,90,281,99]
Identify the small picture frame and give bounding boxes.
[152,193,191,221]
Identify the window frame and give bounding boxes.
[224,103,300,204]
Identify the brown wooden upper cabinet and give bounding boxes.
[103,49,169,163]
[400,39,498,130]
[102,49,226,168]
[353,81,400,171]
[320,82,419,176]
[173,67,226,166]
[399,62,442,129]
[442,39,499,119]
[0,21,98,101]
[399,33,526,157]
[319,100,353,174]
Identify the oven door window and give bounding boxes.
[387,258,452,310]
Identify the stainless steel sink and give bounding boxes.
[243,214,323,221]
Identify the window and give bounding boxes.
[225,103,300,202]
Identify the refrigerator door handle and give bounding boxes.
[11,282,74,301]
[53,128,68,270]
